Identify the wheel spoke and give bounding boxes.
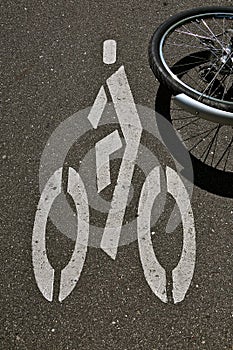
[201,19,225,52]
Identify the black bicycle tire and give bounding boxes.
[149,6,233,113]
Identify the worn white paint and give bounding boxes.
[88,86,107,129]
[32,168,62,301]
[100,66,142,260]
[138,166,196,304]
[138,166,167,303]
[95,130,122,193]
[32,167,89,302]
[103,40,117,64]
[59,167,89,302]
[166,167,196,304]
[33,40,196,303]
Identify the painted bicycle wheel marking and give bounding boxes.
[32,168,89,302]
[138,166,196,304]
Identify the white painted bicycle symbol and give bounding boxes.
[32,40,196,304]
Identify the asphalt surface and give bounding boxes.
[1,1,232,349]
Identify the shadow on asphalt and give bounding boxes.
[155,83,233,198]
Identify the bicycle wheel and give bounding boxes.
[149,7,233,117]
[154,49,233,197]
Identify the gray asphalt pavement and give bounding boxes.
[1,1,232,349]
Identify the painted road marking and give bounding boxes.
[34,40,196,303]
[103,39,117,64]
[138,166,167,303]
[87,86,107,129]
[32,168,61,301]
[100,66,142,260]
[32,168,89,302]
[95,130,123,193]
[166,167,196,304]
[138,166,196,304]
[33,165,196,303]
[59,167,89,302]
